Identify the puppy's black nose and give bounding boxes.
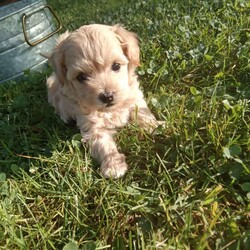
[99,92,114,104]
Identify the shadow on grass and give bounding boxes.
[0,71,79,177]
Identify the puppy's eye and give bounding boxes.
[76,73,88,83]
[112,63,121,72]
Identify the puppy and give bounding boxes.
[46,24,160,178]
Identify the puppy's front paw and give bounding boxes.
[145,120,165,134]
[100,153,128,179]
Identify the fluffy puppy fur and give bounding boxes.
[47,24,160,178]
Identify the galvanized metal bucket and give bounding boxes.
[0,0,62,83]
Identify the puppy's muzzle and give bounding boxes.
[99,92,114,106]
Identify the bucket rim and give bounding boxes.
[0,0,46,20]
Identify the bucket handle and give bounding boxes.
[22,4,62,46]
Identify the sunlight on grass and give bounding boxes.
[0,0,249,249]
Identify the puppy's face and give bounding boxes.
[50,24,140,111]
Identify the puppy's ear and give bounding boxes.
[112,25,140,68]
[49,31,70,85]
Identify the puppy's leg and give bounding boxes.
[82,129,127,179]
[130,98,162,132]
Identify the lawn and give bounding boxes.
[0,0,249,249]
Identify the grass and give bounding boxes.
[0,0,249,249]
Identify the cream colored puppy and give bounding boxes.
[46,24,159,178]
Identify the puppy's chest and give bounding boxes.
[95,109,130,129]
